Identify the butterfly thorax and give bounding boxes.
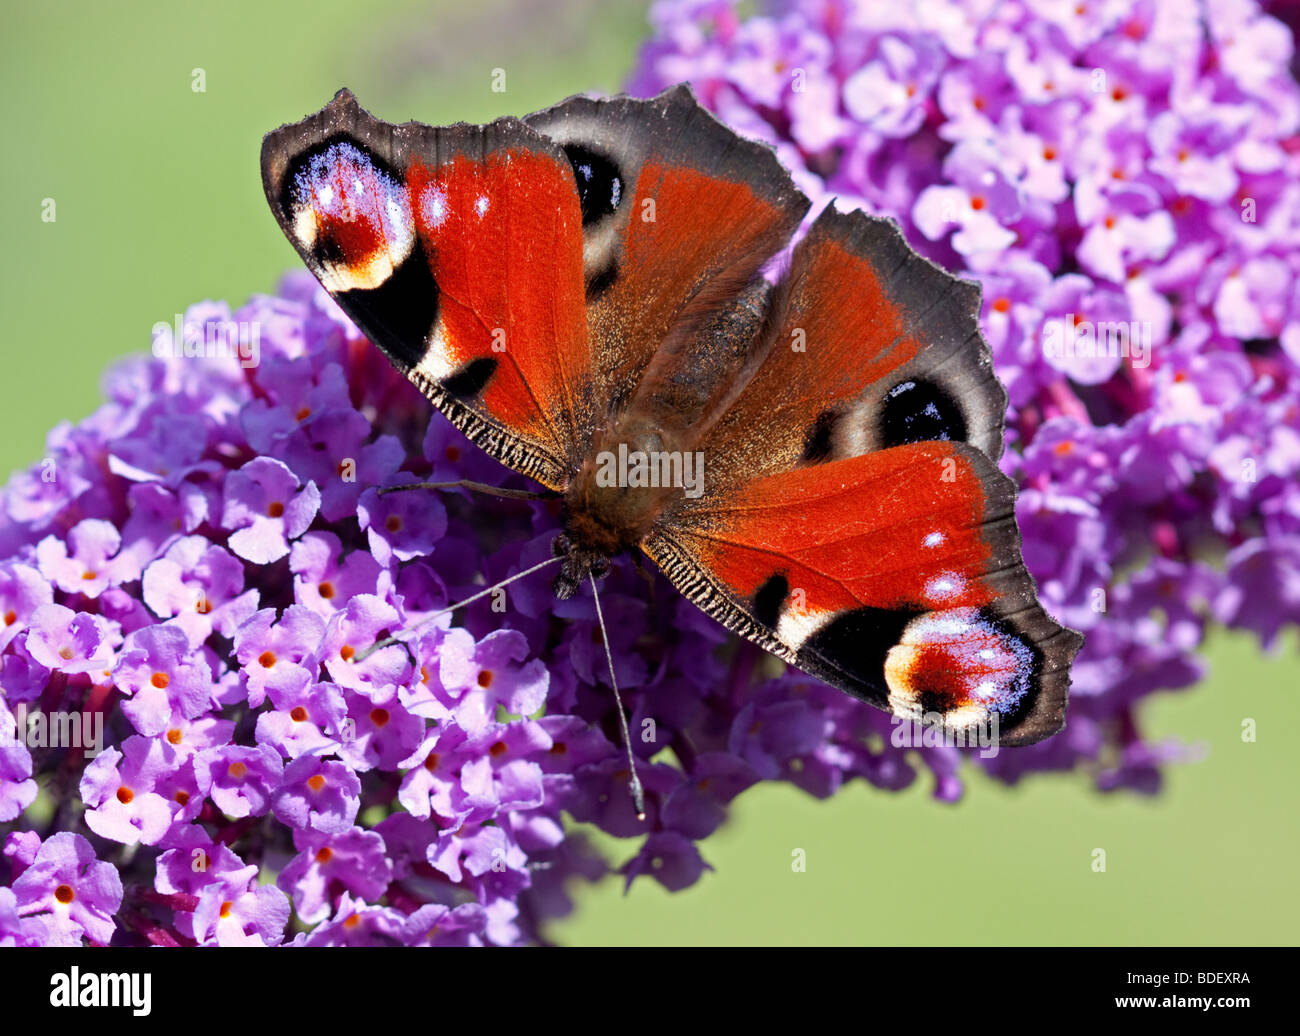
[554,419,693,598]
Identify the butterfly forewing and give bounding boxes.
[261,89,591,489]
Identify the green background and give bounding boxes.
[2,0,1296,946]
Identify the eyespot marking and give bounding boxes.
[880,379,967,447]
[563,144,623,227]
[285,139,414,292]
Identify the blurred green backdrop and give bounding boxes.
[2,0,1295,946]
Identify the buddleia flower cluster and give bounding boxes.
[2,0,1298,946]
[0,272,971,946]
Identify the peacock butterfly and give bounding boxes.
[260,86,1082,754]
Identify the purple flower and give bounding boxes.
[23,603,119,677]
[296,893,407,946]
[79,739,184,846]
[357,482,448,566]
[622,831,711,892]
[255,678,347,758]
[272,754,361,834]
[289,530,385,616]
[11,833,123,945]
[276,826,392,924]
[195,744,284,818]
[142,536,259,648]
[336,685,424,771]
[315,594,410,696]
[399,901,489,946]
[221,457,320,564]
[190,882,290,946]
[413,627,549,733]
[233,605,326,708]
[0,562,52,652]
[112,624,213,736]
[0,701,37,822]
[36,519,137,598]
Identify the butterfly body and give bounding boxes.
[262,87,1083,746]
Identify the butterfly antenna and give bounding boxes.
[590,572,646,821]
[356,554,563,662]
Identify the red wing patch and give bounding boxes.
[406,151,589,449]
[682,443,993,616]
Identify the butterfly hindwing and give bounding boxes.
[646,441,1078,744]
[261,89,591,488]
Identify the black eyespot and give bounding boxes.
[563,144,623,226]
[880,379,967,447]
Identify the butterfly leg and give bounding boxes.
[378,480,560,502]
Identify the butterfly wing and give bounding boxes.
[261,89,591,488]
[645,209,1080,744]
[523,85,809,422]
